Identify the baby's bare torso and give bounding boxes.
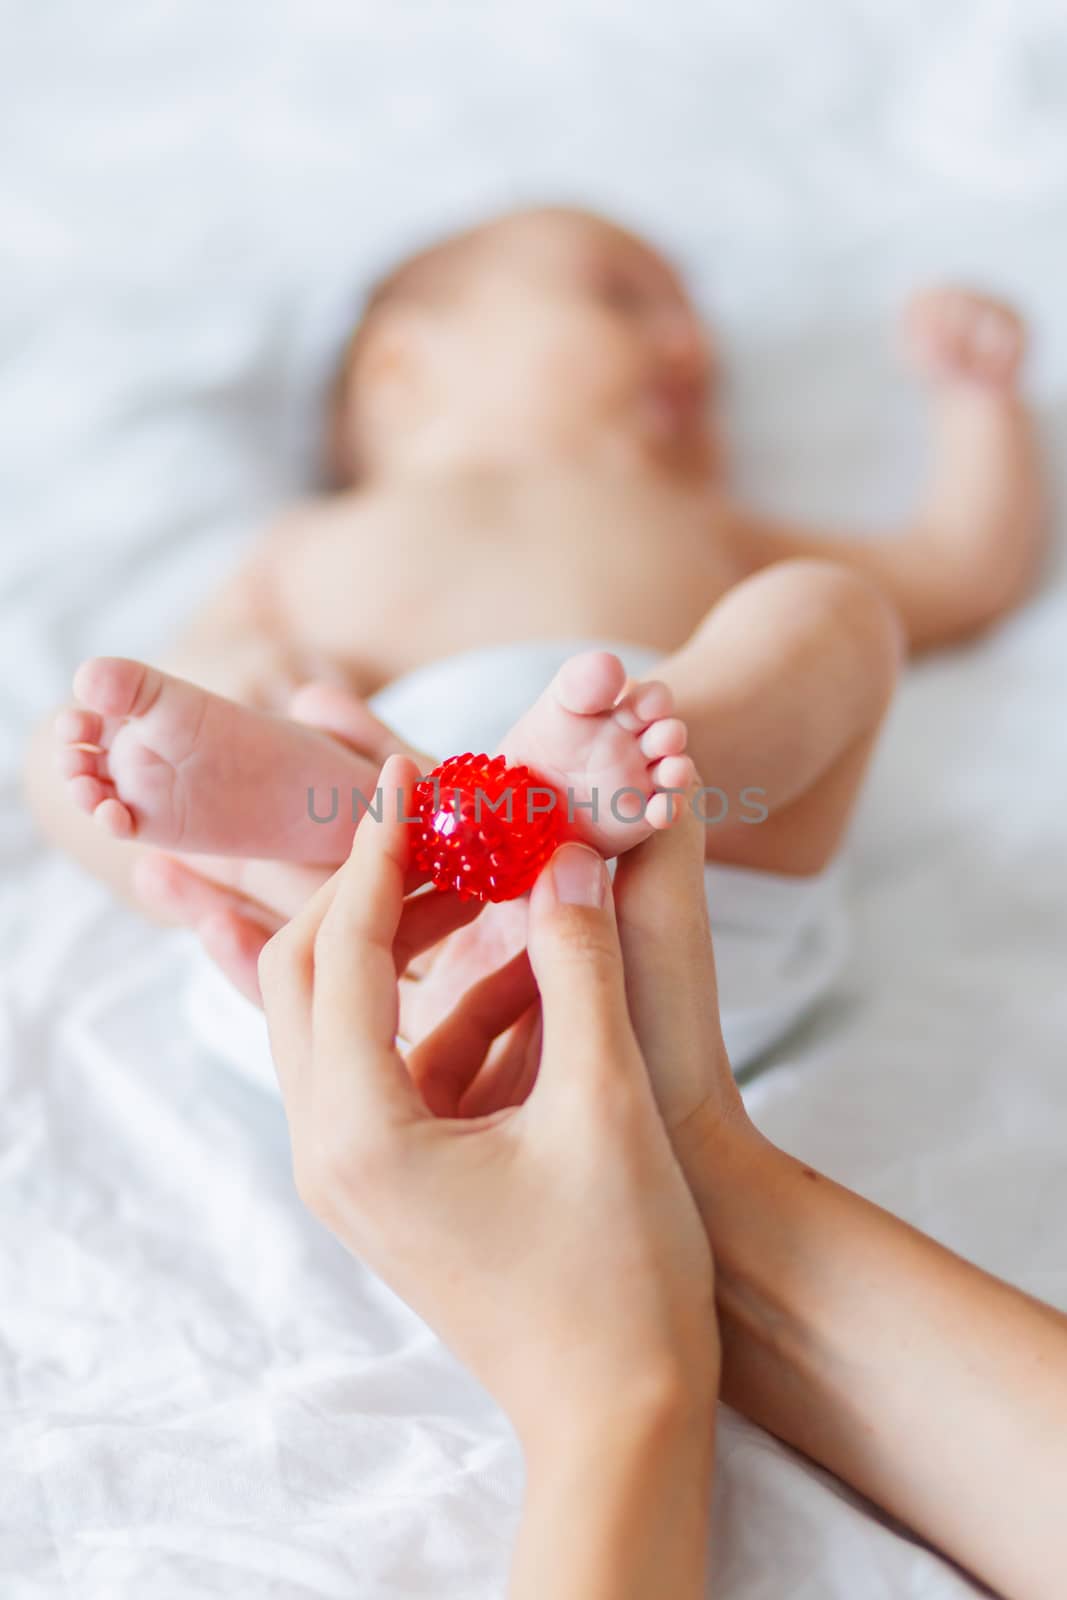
[192,468,746,702]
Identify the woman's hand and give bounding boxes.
[606,796,1067,1600]
[259,754,718,1442]
[259,753,719,1599]
[417,787,752,1134]
[611,795,752,1151]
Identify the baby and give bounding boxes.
[29,206,1044,1067]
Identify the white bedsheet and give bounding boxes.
[2,3,1066,1595]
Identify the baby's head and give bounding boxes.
[329,207,715,485]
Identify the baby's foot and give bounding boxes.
[57,657,402,861]
[401,655,692,1054]
[904,286,1026,391]
[500,650,693,856]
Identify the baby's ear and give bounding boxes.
[360,308,440,422]
[360,316,417,394]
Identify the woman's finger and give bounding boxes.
[612,796,739,1130]
[135,853,286,1005]
[186,854,334,920]
[257,908,322,1114]
[456,1004,543,1119]
[393,886,483,977]
[171,857,462,1019]
[310,754,428,1127]
[197,906,278,1006]
[137,847,335,928]
[256,840,366,1105]
[407,950,537,1115]
[134,852,287,929]
[288,680,433,771]
[288,682,434,900]
[524,843,639,1099]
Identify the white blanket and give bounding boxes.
[3,3,1066,1595]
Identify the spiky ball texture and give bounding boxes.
[410,753,567,902]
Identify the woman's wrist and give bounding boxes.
[513,1363,717,1600]
[519,1349,718,1474]
[678,1118,842,1379]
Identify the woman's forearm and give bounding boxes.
[510,1370,717,1600]
[686,1126,1067,1600]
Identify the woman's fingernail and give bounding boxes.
[552,844,608,907]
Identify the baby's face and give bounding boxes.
[374,211,716,477]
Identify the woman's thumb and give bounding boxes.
[526,843,634,1071]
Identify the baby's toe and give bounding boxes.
[651,754,693,793]
[554,651,628,716]
[73,656,160,719]
[55,707,107,780]
[57,744,102,780]
[68,773,115,817]
[645,792,680,830]
[646,759,696,829]
[56,707,103,747]
[639,716,687,761]
[92,795,135,839]
[614,679,674,732]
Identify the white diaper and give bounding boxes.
[185,639,846,1086]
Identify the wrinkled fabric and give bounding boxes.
[3,3,1066,1595]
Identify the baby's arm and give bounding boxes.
[725,288,1044,652]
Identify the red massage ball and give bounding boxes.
[410,753,568,902]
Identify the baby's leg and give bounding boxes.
[658,560,901,874]
[404,602,891,1055]
[50,659,419,889]
[728,288,1044,652]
